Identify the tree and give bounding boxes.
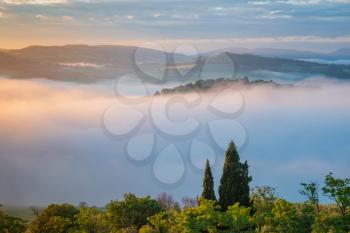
[76,207,108,233]
[201,159,216,201]
[262,199,300,233]
[251,186,278,231]
[322,173,350,217]
[300,182,320,215]
[106,193,162,231]
[30,206,41,217]
[157,193,180,211]
[0,205,27,233]
[299,203,317,233]
[144,211,176,233]
[29,203,79,233]
[312,212,350,233]
[218,140,252,211]
[181,196,198,208]
[143,198,254,233]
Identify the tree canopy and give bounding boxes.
[219,140,252,210]
[201,159,217,201]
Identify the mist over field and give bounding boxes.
[0,77,349,206]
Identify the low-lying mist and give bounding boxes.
[0,77,350,206]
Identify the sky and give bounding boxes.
[0,0,350,51]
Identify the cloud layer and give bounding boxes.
[0,77,350,205]
[0,0,349,50]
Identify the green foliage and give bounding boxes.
[76,207,108,233]
[201,159,217,201]
[312,212,350,233]
[29,203,79,233]
[147,211,176,233]
[251,186,278,230]
[0,206,27,233]
[219,140,252,211]
[143,198,254,233]
[300,182,320,215]
[262,199,300,233]
[299,203,317,233]
[322,173,350,217]
[223,203,255,232]
[251,186,278,212]
[106,193,162,231]
[139,224,157,233]
[175,198,222,232]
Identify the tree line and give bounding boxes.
[1,140,350,233]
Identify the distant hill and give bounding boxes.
[207,47,350,60]
[9,45,167,64]
[0,45,349,82]
[0,45,183,82]
[199,52,350,79]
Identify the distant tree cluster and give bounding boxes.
[1,140,350,233]
[154,77,278,95]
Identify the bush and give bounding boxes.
[0,207,27,233]
[29,203,79,233]
[106,193,162,231]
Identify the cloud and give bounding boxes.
[249,0,272,5]
[260,10,293,19]
[125,15,135,20]
[170,14,199,20]
[277,0,350,4]
[113,14,136,20]
[149,34,350,47]
[0,12,3,18]
[35,14,49,20]
[277,0,321,4]
[3,0,68,5]
[248,0,350,4]
[62,15,74,21]
[1,77,350,205]
[152,13,164,18]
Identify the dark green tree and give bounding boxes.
[219,140,252,211]
[201,159,216,201]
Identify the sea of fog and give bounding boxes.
[0,76,350,206]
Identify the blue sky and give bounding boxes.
[0,0,349,51]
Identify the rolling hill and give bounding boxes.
[0,45,349,83]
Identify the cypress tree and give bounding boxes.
[201,159,216,201]
[218,140,252,211]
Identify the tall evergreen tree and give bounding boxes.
[201,159,216,201]
[218,140,252,211]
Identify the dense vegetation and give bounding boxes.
[154,77,279,95]
[1,140,349,233]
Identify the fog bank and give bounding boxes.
[0,78,350,205]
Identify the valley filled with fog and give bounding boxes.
[0,73,349,206]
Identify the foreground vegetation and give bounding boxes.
[1,141,349,233]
